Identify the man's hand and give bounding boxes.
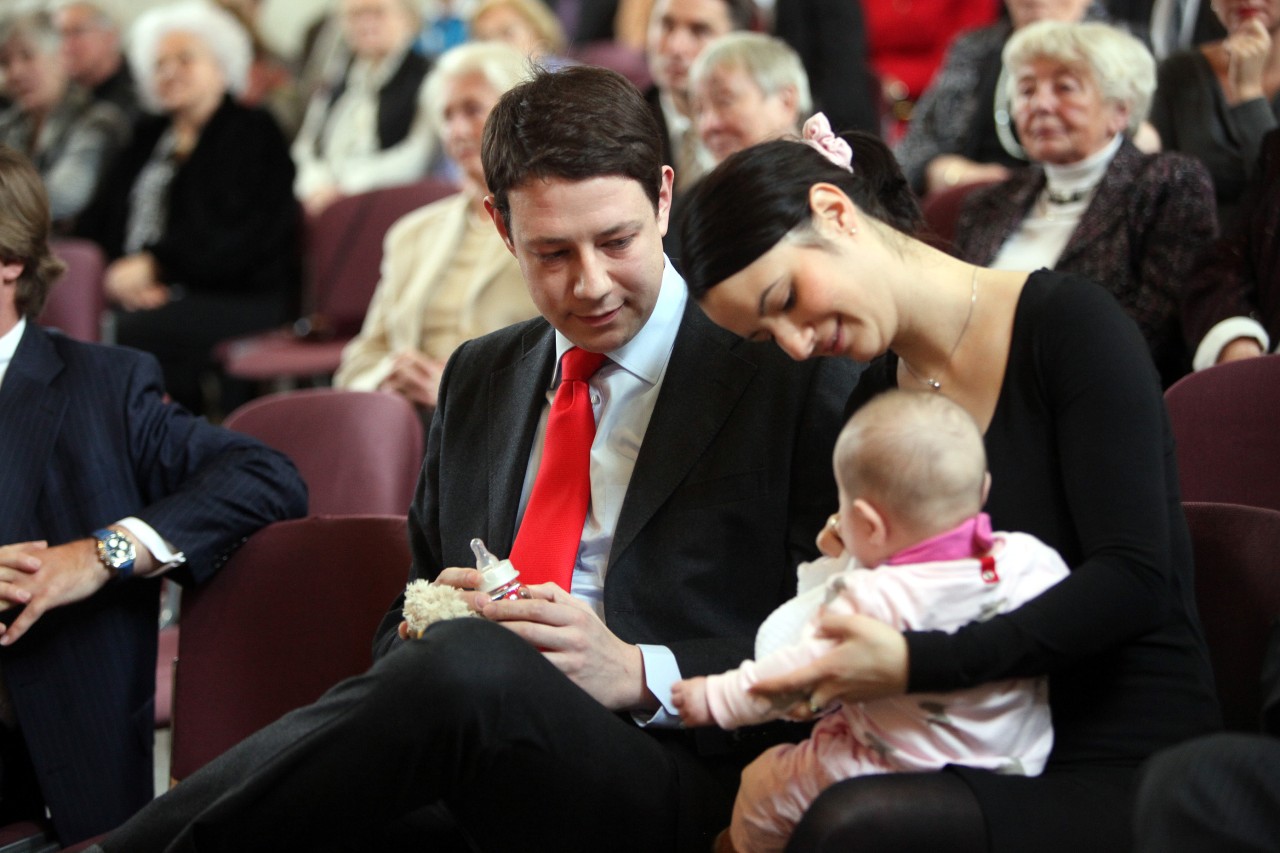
[670,676,712,726]
[480,583,650,712]
[0,541,45,609]
[378,351,447,408]
[0,539,114,645]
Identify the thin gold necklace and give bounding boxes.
[902,266,979,392]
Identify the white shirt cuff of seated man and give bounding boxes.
[632,643,683,729]
[1194,317,1271,372]
[114,517,187,573]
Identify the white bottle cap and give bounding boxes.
[470,537,520,593]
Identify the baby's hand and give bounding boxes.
[671,676,713,727]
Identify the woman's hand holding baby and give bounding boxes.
[750,611,909,711]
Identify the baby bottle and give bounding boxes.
[471,538,526,601]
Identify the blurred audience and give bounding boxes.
[864,0,1000,141]
[293,0,433,217]
[1106,0,1225,58]
[772,0,880,136]
[644,0,754,193]
[214,0,305,136]
[0,9,129,229]
[50,0,139,120]
[335,41,539,414]
[897,0,1108,197]
[665,30,807,263]
[953,20,1215,386]
[76,0,300,415]
[1183,127,1280,369]
[470,0,571,68]
[1150,0,1279,229]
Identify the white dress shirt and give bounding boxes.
[516,259,688,724]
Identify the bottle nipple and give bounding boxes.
[470,538,521,597]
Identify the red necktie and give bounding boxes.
[510,347,607,589]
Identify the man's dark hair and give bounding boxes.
[482,65,665,234]
[722,0,758,31]
[0,145,65,318]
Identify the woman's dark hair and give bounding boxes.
[680,132,923,298]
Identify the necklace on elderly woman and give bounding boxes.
[902,266,979,393]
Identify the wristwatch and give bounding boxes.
[93,528,136,581]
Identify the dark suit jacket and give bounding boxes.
[1183,129,1280,356]
[373,298,859,752]
[0,323,307,843]
[955,139,1217,386]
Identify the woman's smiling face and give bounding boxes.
[699,232,895,364]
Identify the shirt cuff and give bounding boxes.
[632,644,683,729]
[115,517,187,574]
[1193,317,1270,371]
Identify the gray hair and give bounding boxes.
[1003,20,1155,132]
[48,1,120,31]
[127,0,252,112]
[690,31,813,119]
[0,11,62,57]
[423,41,534,132]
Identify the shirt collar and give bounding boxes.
[1044,133,1123,193]
[0,317,28,390]
[554,255,688,387]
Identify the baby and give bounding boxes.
[671,390,1071,853]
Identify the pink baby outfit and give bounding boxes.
[704,514,1070,853]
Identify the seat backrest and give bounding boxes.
[919,180,998,252]
[223,388,425,516]
[42,238,106,343]
[169,515,410,781]
[1184,501,1280,731]
[306,178,457,335]
[1164,355,1280,512]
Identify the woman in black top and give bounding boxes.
[677,126,1219,852]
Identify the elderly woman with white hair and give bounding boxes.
[76,0,300,414]
[664,31,812,266]
[0,9,129,227]
[333,40,538,413]
[952,20,1217,387]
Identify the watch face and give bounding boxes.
[100,532,136,568]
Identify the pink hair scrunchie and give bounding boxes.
[801,112,854,173]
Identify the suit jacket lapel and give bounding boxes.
[610,302,755,564]
[0,325,67,542]
[1057,140,1139,268]
[959,168,1042,265]
[484,324,555,557]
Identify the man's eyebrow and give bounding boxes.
[522,221,644,248]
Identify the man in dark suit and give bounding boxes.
[93,65,858,852]
[0,144,307,845]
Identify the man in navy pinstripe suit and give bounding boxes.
[0,145,307,845]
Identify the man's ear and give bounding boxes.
[0,260,24,286]
[852,498,888,547]
[483,196,516,256]
[655,165,675,237]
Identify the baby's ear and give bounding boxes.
[852,498,888,546]
[981,471,992,506]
